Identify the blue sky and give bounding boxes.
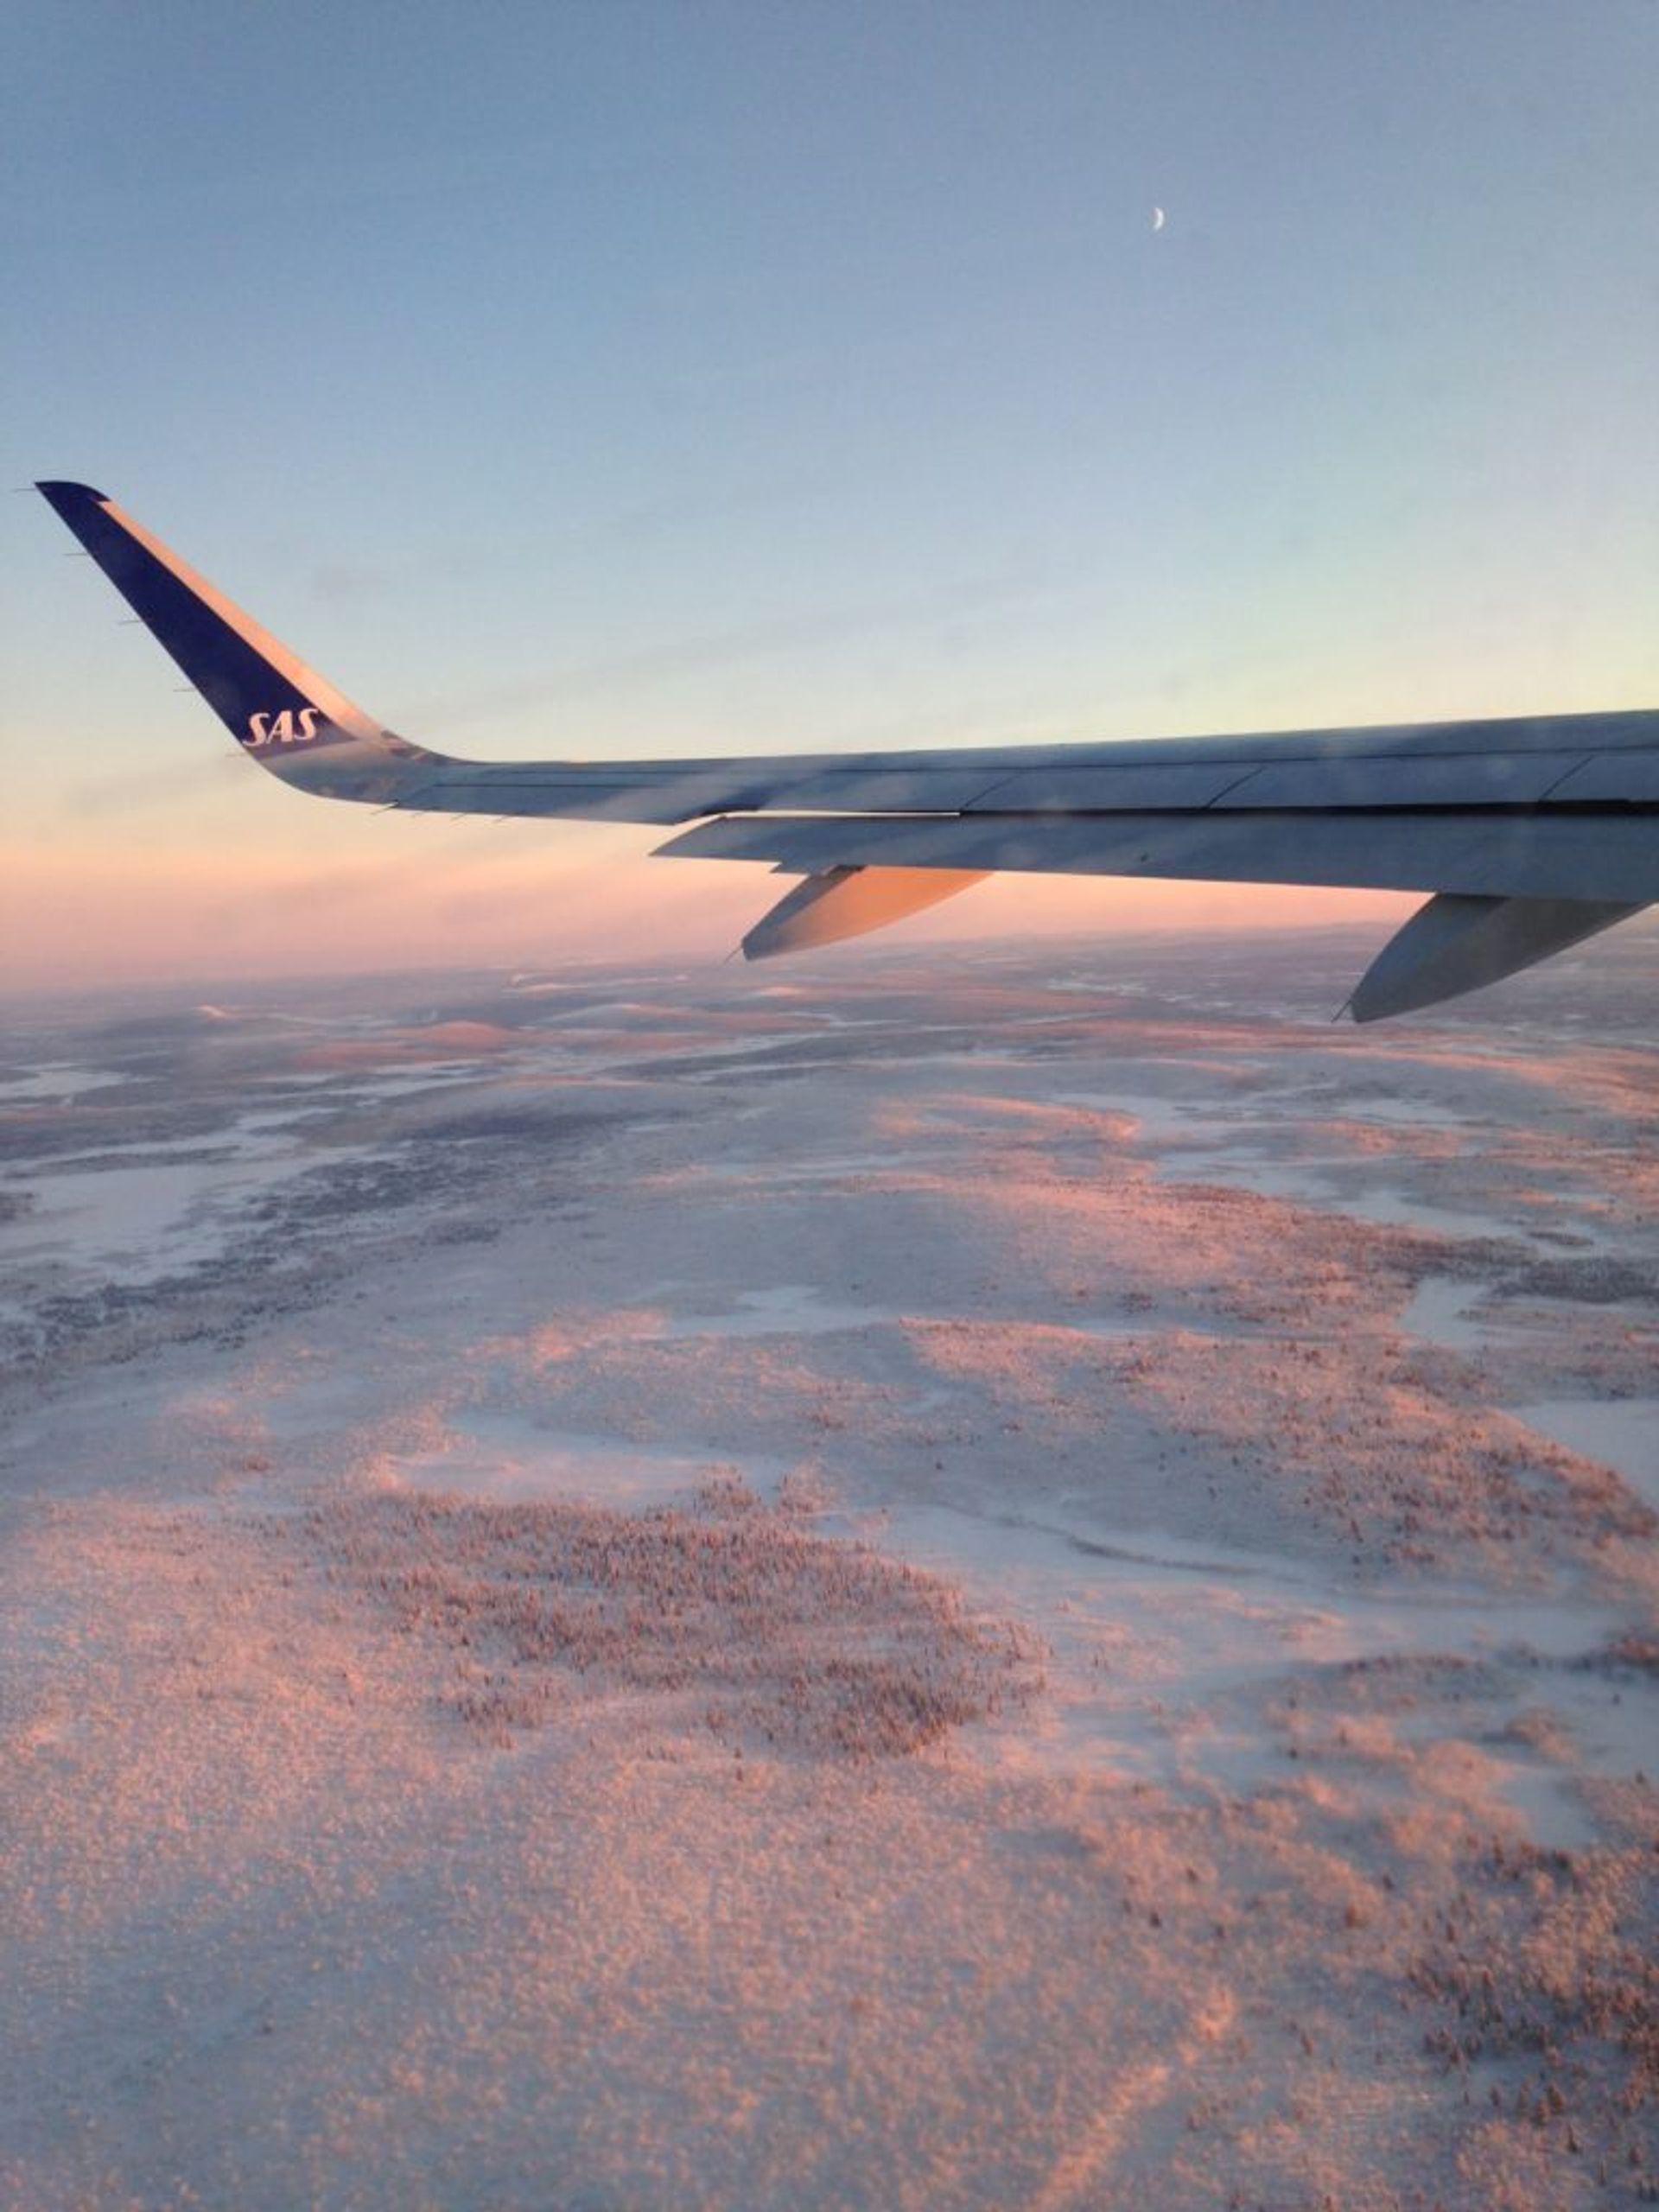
[5,2,1657,987]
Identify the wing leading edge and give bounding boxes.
[37,480,1657,1017]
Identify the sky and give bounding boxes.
[4,0,1657,992]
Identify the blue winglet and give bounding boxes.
[35,480,436,800]
[36,479,339,745]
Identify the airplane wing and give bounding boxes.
[37,480,1657,1019]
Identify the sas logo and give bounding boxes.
[245,707,327,748]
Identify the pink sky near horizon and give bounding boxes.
[0,820,1414,996]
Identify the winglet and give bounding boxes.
[35,480,439,802]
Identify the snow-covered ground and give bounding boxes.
[3,930,1656,2209]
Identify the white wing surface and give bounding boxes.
[38,481,1656,1017]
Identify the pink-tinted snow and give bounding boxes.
[3,933,1656,2209]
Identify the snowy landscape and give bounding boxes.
[3,927,1656,2210]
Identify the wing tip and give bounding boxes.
[35,480,111,519]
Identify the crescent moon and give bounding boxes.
[1151,206,1166,232]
